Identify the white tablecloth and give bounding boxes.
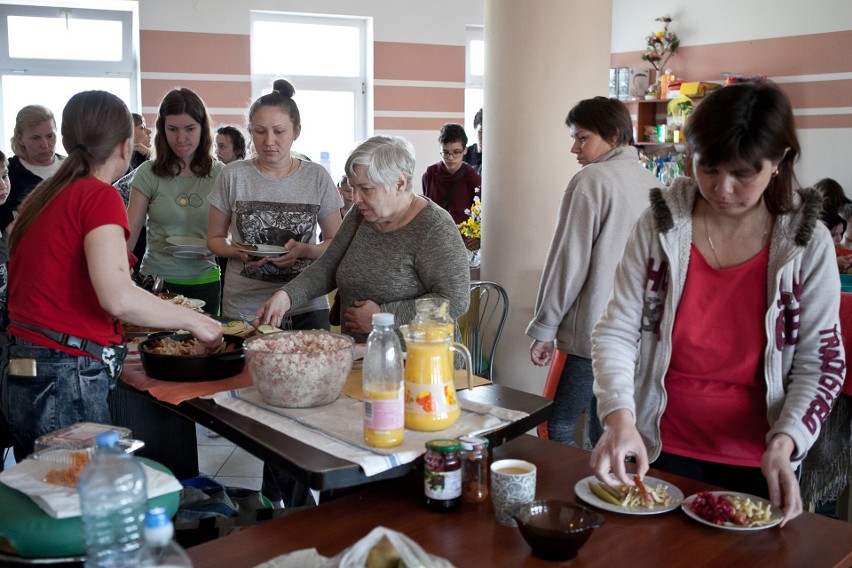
[209,388,528,477]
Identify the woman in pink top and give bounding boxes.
[590,81,843,526]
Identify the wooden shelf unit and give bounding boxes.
[624,99,669,144]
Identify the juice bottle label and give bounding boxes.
[404,382,458,416]
[364,390,403,431]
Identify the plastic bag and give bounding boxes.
[332,526,455,568]
[252,526,455,568]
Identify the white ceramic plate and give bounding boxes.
[245,244,289,257]
[165,245,211,259]
[166,236,208,248]
[681,491,782,531]
[575,475,683,515]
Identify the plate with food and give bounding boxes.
[681,491,781,531]
[165,245,211,259]
[235,242,289,257]
[575,475,683,515]
[155,293,206,311]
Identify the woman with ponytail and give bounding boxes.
[2,90,222,460]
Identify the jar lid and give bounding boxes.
[457,435,489,450]
[425,439,461,452]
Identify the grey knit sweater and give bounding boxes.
[283,198,471,343]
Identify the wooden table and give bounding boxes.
[181,382,552,492]
[112,359,553,492]
[187,434,852,568]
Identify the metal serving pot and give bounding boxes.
[138,332,245,382]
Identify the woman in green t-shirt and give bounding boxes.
[127,88,223,314]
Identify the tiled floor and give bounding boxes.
[2,425,264,492]
[194,424,263,490]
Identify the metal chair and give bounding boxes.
[460,280,509,381]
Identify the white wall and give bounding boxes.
[611,0,852,50]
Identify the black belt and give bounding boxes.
[12,321,110,359]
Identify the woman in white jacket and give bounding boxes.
[590,81,843,526]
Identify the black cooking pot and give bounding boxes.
[138,332,245,382]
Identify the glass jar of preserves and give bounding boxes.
[458,435,489,503]
[423,439,462,512]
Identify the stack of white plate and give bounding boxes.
[165,236,212,259]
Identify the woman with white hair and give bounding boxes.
[255,134,470,343]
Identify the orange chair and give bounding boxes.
[537,351,567,439]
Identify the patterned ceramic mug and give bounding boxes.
[490,459,537,527]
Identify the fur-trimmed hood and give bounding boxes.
[648,176,823,248]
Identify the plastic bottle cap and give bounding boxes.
[144,506,175,544]
[320,151,329,160]
[144,506,169,529]
[372,313,394,326]
[94,431,120,447]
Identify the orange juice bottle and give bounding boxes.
[363,313,404,447]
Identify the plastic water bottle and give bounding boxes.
[78,431,148,568]
[319,151,331,173]
[363,313,404,448]
[137,507,193,567]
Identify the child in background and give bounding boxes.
[338,175,355,218]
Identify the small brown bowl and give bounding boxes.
[513,500,604,561]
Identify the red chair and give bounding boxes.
[537,351,567,439]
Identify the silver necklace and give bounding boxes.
[703,207,770,269]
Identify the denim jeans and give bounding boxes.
[548,355,603,449]
[0,339,111,461]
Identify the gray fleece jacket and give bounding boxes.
[592,177,845,467]
[526,145,661,357]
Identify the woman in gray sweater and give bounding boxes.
[255,135,470,343]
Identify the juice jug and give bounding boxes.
[411,298,455,339]
[401,325,473,431]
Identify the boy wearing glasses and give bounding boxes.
[422,122,481,224]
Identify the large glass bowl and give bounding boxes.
[244,330,354,408]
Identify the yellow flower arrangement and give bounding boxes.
[458,196,481,240]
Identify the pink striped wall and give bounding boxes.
[139,29,851,132]
[612,30,852,130]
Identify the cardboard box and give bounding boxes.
[679,82,721,97]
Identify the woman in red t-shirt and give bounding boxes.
[2,90,222,460]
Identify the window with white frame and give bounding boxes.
[0,2,138,152]
[250,11,369,182]
[465,25,484,144]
